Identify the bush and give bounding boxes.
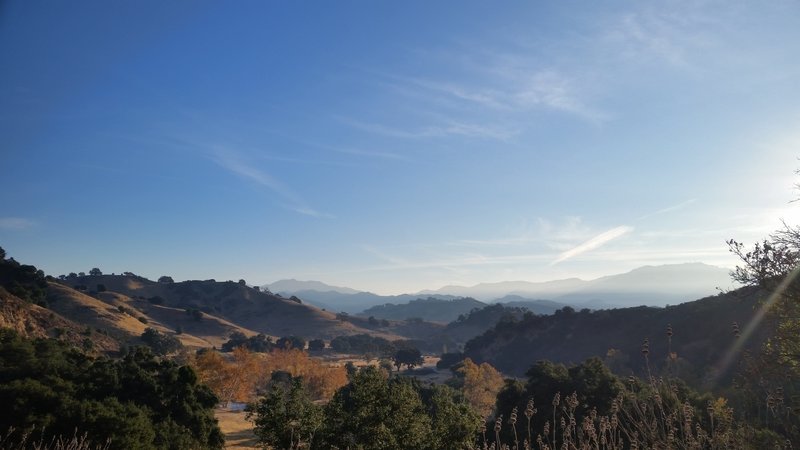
[308,339,325,351]
[0,330,222,449]
[140,328,182,356]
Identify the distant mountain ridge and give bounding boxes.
[358,297,487,323]
[267,279,360,295]
[266,263,735,313]
[422,263,733,305]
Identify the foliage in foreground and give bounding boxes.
[0,329,223,449]
[248,365,483,450]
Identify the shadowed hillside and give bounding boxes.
[463,287,770,388]
[358,297,486,323]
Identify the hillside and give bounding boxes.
[0,286,119,353]
[267,285,461,314]
[463,286,769,388]
[358,297,486,323]
[491,295,565,314]
[58,274,394,341]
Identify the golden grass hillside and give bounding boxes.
[0,286,118,353]
[56,275,401,342]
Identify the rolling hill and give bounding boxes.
[60,275,396,342]
[462,286,769,388]
[358,297,487,323]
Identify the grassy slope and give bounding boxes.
[57,275,401,342]
[0,286,119,353]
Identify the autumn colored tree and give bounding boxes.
[456,358,505,418]
[264,348,347,401]
[191,348,262,405]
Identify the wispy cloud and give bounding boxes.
[0,217,37,231]
[637,198,697,220]
[551,225,634,265]
[210,147,332,218]
[333,147,407,161]
[339,116,518,141]
[384,67,607,125]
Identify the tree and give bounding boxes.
[89,268,102,276]
[96,283,106,292]
[238,279,247,286]
[0,331,223,449]
[140,328,182,356]
[263,348,347,401]
[729,222,800,441]
[247,377,323,449]
[493,357,624,443]
[158,275,174,283]
[277,335,306,350]
[393,347,424,371]
[320,366,432,450]
[192,348,261,405]
[308,339,325,351]
[425,384,483,450]
[456,358,505,418]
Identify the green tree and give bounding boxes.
[89,268,102,276]
[319,366,431,450]
[247,377,322,449]
[729,222,800,441]
[277,335,306,350]
[393,347,423,371]
[494,357,623,443]
[0,331,222,449]
[140,328,182,356]
[308,339,325,351]
[423,384,483,450]
[157,275,174,283]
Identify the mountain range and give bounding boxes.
[266,263,736,314]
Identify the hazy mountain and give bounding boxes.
[424,263,734,307]
[267,279,360,295]
[419,278,587,301]
[552,263,735,307]
[264,263,734,313]
[265,284,460,314]
[491,296,567,315]
[358,297,487,323]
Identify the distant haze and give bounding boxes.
[268,263,736,313]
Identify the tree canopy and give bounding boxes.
[0,330,223,449]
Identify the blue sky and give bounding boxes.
[1,1,799,294]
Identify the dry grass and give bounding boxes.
[216,408,258,449]
[0,427,108,450]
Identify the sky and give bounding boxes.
[1,1,800,295]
